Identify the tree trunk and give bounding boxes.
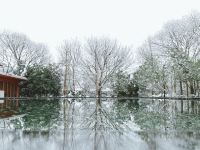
[97,88,101,98]
[96,96,101,107]
[72,66,75,96]
[163,83,166,98]
[96,82,102,106]
[63,65,68,96]
[197,81,199,97]
[190,80,194,95]
[186,81,189,98]
[174,79,176,94]
[194,81,196,96]
[180,81,183,96]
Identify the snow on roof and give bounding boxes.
[0,72,27,81]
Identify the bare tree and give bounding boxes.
[82,37,131,105]
[135,12,200,97]
[59,40,81,96]
[0,31,49,75]
[153,12,200,96]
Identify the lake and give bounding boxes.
[0,98,200,150]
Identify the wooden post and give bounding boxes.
[16,85,19,97]
[7,81,9,97]
[15,85,17,97]
[10,83,12,97]
[2,81,4,94]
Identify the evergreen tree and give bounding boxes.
[112,71,139,97]
[20,64,61,97]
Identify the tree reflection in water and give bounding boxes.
[84,100,122,150]
[62,99,76,150]
[134,99,200,150]
[1,98,200,150]
[61,98,135,150]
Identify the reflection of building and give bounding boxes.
[0,99,19,118]
[0,72,27,97]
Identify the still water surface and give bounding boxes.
[0,98,200,150]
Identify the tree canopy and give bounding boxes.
[20,64,61,97]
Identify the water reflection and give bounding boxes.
[0,99,19,118]
[0,98,200,150]
[60,99,140,150]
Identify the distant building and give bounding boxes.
[0,72,27,97]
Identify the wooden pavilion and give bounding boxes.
[0,72,27,97]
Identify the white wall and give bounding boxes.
[0,90,4,98]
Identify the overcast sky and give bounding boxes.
[0,0,200,61]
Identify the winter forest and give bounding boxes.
[1,12,200,98]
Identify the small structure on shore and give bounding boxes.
[0,72,27,97]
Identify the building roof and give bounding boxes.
[0,72,27,81]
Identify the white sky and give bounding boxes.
[0,0,200,61]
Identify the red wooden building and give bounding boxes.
[0,72,27,97]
